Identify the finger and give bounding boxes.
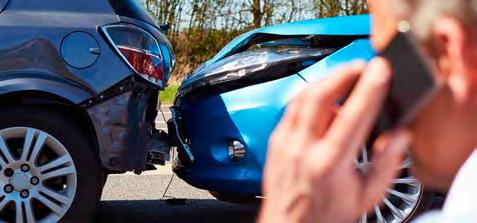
[325,57,392,160]
[297,60,366,139]
[361,131,410,209]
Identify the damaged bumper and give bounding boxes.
[85,79,167,172]
[168,107,194,166]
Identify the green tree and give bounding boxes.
[143,0,368,83]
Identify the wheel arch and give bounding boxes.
[0,74,95,104]
[0,90,101,162]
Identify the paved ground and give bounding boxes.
[97,108,260,223]
[98,173,259,223]
[94,108,446,223]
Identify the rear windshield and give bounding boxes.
[0,0,9,13]
[108,0,156,26]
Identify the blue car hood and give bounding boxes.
[181,15,371,92]
[210,14,370,64]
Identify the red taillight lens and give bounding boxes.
[118,46,164,83]
[101,24,166,87]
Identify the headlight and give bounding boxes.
[179,48,335,97]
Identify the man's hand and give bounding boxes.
[259,58,411,223]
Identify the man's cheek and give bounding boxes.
[410,146,455,190]
[407,133,434,183]
[410,158,440,188]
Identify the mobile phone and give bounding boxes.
[374,30,438,134]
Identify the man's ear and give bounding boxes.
[431,17,472,102]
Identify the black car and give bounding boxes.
[0,0,175,222]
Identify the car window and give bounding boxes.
[0,0,9,13]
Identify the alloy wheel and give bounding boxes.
[0,127,77,223]
[356,147,422,223]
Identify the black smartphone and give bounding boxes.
[374,30,438,134]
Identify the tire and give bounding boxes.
[0,106,106,223]
[209,191,258,204]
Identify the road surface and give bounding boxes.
[98,108,260,223]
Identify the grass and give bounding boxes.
[160,84,179,105]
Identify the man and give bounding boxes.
[259,0,477,222]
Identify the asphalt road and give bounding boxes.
[97,108,260,223]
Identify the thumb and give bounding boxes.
[361,131,411,209]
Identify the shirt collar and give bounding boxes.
[442,150,477,221]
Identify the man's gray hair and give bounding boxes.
[398,0,477,41]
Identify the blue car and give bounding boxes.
[170,15,433,223]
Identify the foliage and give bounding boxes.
[160,84,179,104]
[143,0,368,84]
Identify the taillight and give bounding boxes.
[118,46,164,83]
[101,24,165,87]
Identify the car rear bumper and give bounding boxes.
[85,78,162,172]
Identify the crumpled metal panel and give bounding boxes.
[87,91,149,171]
[209,14,370,64]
